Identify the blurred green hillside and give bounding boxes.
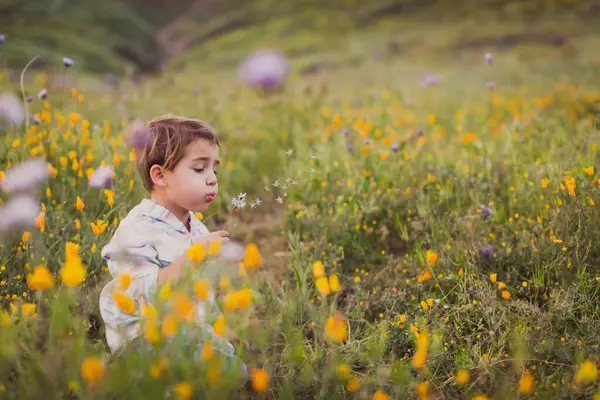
[1,0,600,77]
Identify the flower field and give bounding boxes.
[1,7,600,399]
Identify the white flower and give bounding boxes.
[255,198,262,206]
[0,92,25,126]
[89,166,114,188]
[238,50,289,91]
[1,158,49,194]
[0,195,41,232]
[231,193,247,210]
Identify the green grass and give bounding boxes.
[0,9,599,400]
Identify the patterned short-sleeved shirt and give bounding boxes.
[99,198,224,353]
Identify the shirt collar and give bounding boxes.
[138,198,196,234]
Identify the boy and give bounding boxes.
[99,115,240,370]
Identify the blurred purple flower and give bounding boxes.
[0,92,25,126]
[346,143,354,152]
[239,50,289,91]
[0,195,41,232]
[391,143,400,152]
[29,116,40,125]
[363,137,371,145]
[482,245,494,258]
[0,34,4,44]
[38,88,47,100]
[421,74,440,88]
[487,81,495,90]
[1,158,49,194]
[416,127,424,137]
[26,96,32,103]
[62,57,74,68]
[125,120,152,150]
[89,166,114,188]
[480,204,493,220]
[341,128,348,136]
[485,53,493,65]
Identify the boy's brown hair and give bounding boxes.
[135,114,219,192]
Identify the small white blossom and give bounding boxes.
[264,185,270,191]
[231,193,247,210]
[255,198,262,206]
[89,166,114,188]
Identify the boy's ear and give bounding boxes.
[149,165,167,187]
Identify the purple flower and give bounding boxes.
[391,143,400,152]
[29,116,40,125]
[1,158,49,194]
[482,245,494,258]
[0,34,4,44]
[38,88,47,100]
[0,195,41,232]
[346,143,354,152]
[416,127,424,137]
[421,74,440,87]
[62,57,74,68]
[487,81,495,90]
[480,205,493,220]
[341,128,348,136]
[26,96,32,103]
[125,120,152,150]
[238,50,289,91]
[485,53,493,65]
[0,92,25,126]
[363,137,371,145]
[89,166,114,188]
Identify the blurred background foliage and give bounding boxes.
[1,0,600,77]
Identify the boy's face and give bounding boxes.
[162,139,220,213]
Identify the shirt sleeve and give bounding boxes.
[99,221,163,335]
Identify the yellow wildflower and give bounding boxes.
[27,265,54,291]
[243,243,262,269]
[187,243,206,263]
[324,313,348,342]
[90,220,108,236]
[456,369,469,385]
[316,276,331,296]
[21,303,37,319]
[80,357,105,387]
[213,315,226,335]
[112,291,135,314]
[251,369,269,393]
[194,279,210,301]
[426,250,438,266]
[519,371,535,394]
[312,260,325,278]
[574,360,598,384]
[76,196,84,211]
[329,274,341,292]
[174,382,193,400]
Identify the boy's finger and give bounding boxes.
[214,230,230,237]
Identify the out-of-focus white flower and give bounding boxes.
[89,166,114,188]
[0,92,25,126]
[218,241,245,263]
[239,50,289,91]
[1,158,49,194]
[0,195,41,232]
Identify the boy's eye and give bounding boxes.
[193,168,205,173]
[214,169,218,176]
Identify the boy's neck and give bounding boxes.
[150,192,191,231]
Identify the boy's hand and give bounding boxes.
[195,231,230,247]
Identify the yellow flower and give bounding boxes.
[251,369,269,393]
[174,382,193,400]
[456,369,469,385]
[373,390,391,400]
[243,243,262,269]
[21,303,37,319]
[112,290,135,314]
[200,340,214,361]
[104,189,114,206]
[219,275,231,290]
[564,176,576,197]
[472,395,489,400]
[145,320,161,344]
[324,313,348,342]
[335,364,351,381]
[541,177,549,189]
[187,243,206,263]
[426,250,438,266]
[489,273,497,283]
[213,315,226,336]
[501,290,511,300]
[208,240,221,257]
[519,371,535,394]
[236,288,253,309]
[194,212,204,221]
[80,357,105,387]
[159,283,172,301]
[35,212,45,232]
[61,257,87,288]
[497,282,507,290]
[329,274,341,292]
[142,304,157,320]
[312,260,325,278]
[416,381,429,400]
[347,377,361,392]
[173,292,195,320]
[76,196,84,211]
[194,279,210,301]
[316,276,331,296]
[27,265,54,291]
[206,360,222,384]
[584,166,594,176]
[149,357,169,380]
[90,220,108,236]
[1,310,11,326]
[162,314,178,337]
[574,360,598,384]
[119,273,133,290]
